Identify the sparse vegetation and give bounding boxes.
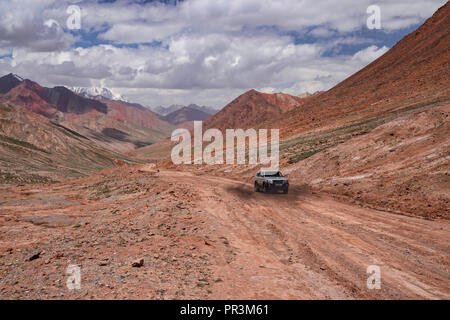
[0,135,49,153]
[0,170,55,184]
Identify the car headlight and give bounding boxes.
[268,180,273,184]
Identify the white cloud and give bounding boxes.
[0,0,74,52]
[2,36,384,106]
[99,22,186,44]
[79,0,447,43]
[351,45,389,65]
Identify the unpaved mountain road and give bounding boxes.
[166,170,450,299]
[0,167,449,299]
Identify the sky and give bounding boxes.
[0,0,446,109]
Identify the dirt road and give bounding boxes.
[0,167,449,299]
[168,170,450,299]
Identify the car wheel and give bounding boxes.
[283,187,288,194]
[254,182,259,192]
[264,183,269,193]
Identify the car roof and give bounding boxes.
[259,170,280,174]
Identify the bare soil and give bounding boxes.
[0,165,448,299]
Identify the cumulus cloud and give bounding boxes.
[0,0,75,52]
[351,45,389,65]
[81,0,446,42]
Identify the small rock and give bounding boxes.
[132,258,144,268]
[27,251,42,261]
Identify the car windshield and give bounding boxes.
[263,171,282,177]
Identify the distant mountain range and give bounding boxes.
[65,86,218,124]
[151,104,217,117]
[162,106,212,129]
[151,104,184,116]
[0,73,175,181]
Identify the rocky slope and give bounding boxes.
[0,103,133,183]
[56,98,174,153]
[0,74,174,154]
[267,3,449,139]
[284,101,450,219]
[204,90,312,131]
[0,78,107,116]
[274,3,450,219]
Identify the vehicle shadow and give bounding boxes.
[225,184,310,202]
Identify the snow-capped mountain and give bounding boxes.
[67,86,129,102]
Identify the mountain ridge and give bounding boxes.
[151,103,217,117]
[162,106,212,129]
[203,89,314,132]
